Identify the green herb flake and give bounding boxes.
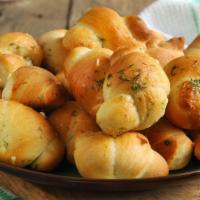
[117,69,130,81]
[130,82,143,91]
[3,140,8,149]
[190,79,200,91]
[95,79,104,88]
[9,43,21,51]
[9,43,15,46]
[16,46,21,50]
[106,83,111,87]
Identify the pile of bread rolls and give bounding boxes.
[0,6,200,179]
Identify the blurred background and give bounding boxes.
[0,0,155,37]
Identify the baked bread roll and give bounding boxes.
[2,66,68,109]
[96,47,170,136]
[63,6,181,69]
[0,53,28,88]
[0,100,64,171]
[165,55,200,129]
[74,131,169,179]
[0,32,43,65]
[64,47,112,117]
[38,29,67,73]
[143,119,193,170]
[185,35,200,56]
[48,101,99,163]
[147,37,184,68]
[63,7,148,52]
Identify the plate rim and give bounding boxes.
[1,161,200,183]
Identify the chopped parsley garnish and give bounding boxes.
[9,43,21,51]
[9,43,15,46]
[130,82,143,91]
[95,79,104,88]
[190,78,200,91]
[3,140,8,149]
[117,69,130,81]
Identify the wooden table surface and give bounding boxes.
[0,0,200,199]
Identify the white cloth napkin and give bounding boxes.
[139,0,200,45]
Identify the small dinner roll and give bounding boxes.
[48,101,99,163]
[165,55,200,129]
[143,119,193,170]
[62,7,146,52]
[2,66,68,109]
[0,53,28,88]
[38,29,67,73]
[64,47,113,117]
[96,47,170,136]
[74,131,169,179]
[0,100,64,171]
[147,37,185,68]
[0,32,43,65]
[185,35,200,56]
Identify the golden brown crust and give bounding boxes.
[64,47,112,117]
[0,53,28,88]
[96,47,170,135]
[48,101,99,163]
[147,37,184,68]
[0,32,43,66]
[63,7,145,52]
[143,119,193,170]
[74,131,169,179]
[185,35,200,56]
[0,100,64,171]
[38,29,67,73]
[125,16,155,42]
[30,136,65,171]
[2,66,68,109]
[165,55,200,129]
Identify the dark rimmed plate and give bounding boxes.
[1,159,200,192]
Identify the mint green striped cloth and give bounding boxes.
[191,0,200,34]
[0,187,21,200]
